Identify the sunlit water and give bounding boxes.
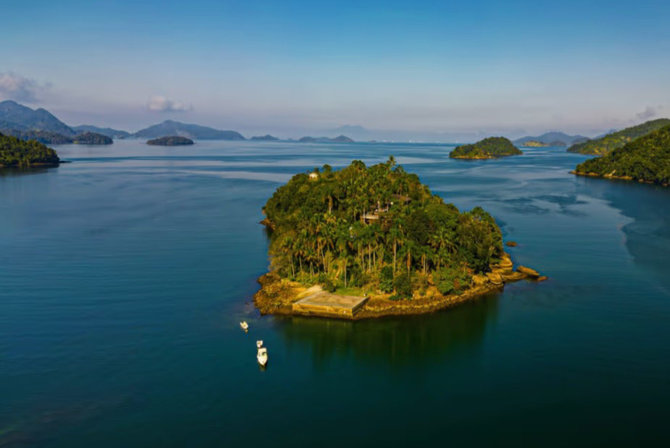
[1,140,669,447]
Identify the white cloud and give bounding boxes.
[147,95,191,112]
[0,72,49,103]
[636,105,662,121]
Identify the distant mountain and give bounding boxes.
[1,129,74,144]
[298,135,354,143]
[250,134,280,141]
[573,124,670,185]
[567,118,670,155]
[134,120,245,140]
[146,136,194,146]
[514,131,587,147]
[73,125,130,139]
[0,100,75,136]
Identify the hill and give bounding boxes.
[450,137,522,159]
[134,120,244,140]
[573,125,670,186]
[0,132,60,167]
[1,129,74,144]
[73,132,113,145]
[567,118,670,155]
[146,136,194,146]
[73,125,130,139]
[0,100,75,136]
[298,135,354,143]
[251,134,280,141]
[514,131,587,147]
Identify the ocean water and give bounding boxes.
[1,140,669,447]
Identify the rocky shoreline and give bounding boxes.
[571,170,668,187]
[254,252,546,320]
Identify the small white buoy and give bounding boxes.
[256,340,263,348]
[240,321,249,332]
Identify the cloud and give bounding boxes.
[636,105,662,121]
[147,95,191,112]
[0,72,49,103]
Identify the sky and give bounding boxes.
[2,0,670,141]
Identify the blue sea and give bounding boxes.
[1,140,669,446]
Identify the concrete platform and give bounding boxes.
[292,291,369,319]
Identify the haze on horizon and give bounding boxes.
[2,0,669,141]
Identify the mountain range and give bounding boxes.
[513,131,588,147]
[0,100,76,137]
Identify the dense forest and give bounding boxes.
[0,132,60,167]
[450,137,522,159]
[568,118,670,155]
[262,158,503,298]
[146,136,194,146]
[574,125,670,185]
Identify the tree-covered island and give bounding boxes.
[572,124,670,186]
[449,137,523,159]
[255,158,544,319]
[0,132,60,167]
[146,136,194,146]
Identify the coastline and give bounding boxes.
[254,253,546,320]
[571,170,668,187]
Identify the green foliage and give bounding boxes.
[262,158,504,296]
[379,266,394,293]
[0,132,60,167]
[450,137,523,159]
[73,132,113,145]
[568,118,670,155]
[393,273,413,298]
[434,266,472,295]
[574,125,670,185]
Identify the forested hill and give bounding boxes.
[262,158,503,297]
[573,125,670,186]
[568,118,670,155]
[450,137,522,159]
[0,132,60,167]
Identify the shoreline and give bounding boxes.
[571,170,668,187]
[254,253,546,320]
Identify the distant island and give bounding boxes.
[0,132,60,167]
[298,135,354,143]
[73,132,113,145]
[135,120,245,140]
[567,118,670,155]
[254,158,543,319]
[73,125,130,139]
[514,131,587,147]
[251,134,280,141]
[572,124,670,186]
[147,136,194,146]
[521,140,549,147]
[450,137,523,159]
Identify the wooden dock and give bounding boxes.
[292,289,369,319]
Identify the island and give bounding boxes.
[521,140,549,147]
[298,135,354,143]
[572,124,670,186]
[251,135,280,141]
[449,137,523,159]
[0,132,60,167]
[73,132,113,145]
[146,136,194,146]
[254,158,544,319]
[567,118,670,155]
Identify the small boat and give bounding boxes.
[256,340,263,349]
[240,321,249,331]
[257,347,268,366]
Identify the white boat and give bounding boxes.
[240,321,249,331]
[256,340,263,348]
[257,347,268,366]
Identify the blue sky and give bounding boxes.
[2,0,669,140]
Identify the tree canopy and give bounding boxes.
[568,118,670,155]
[574,124,670,185]
[0,132,60,167]
[262,158,503,298]
[450,137,522,159]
